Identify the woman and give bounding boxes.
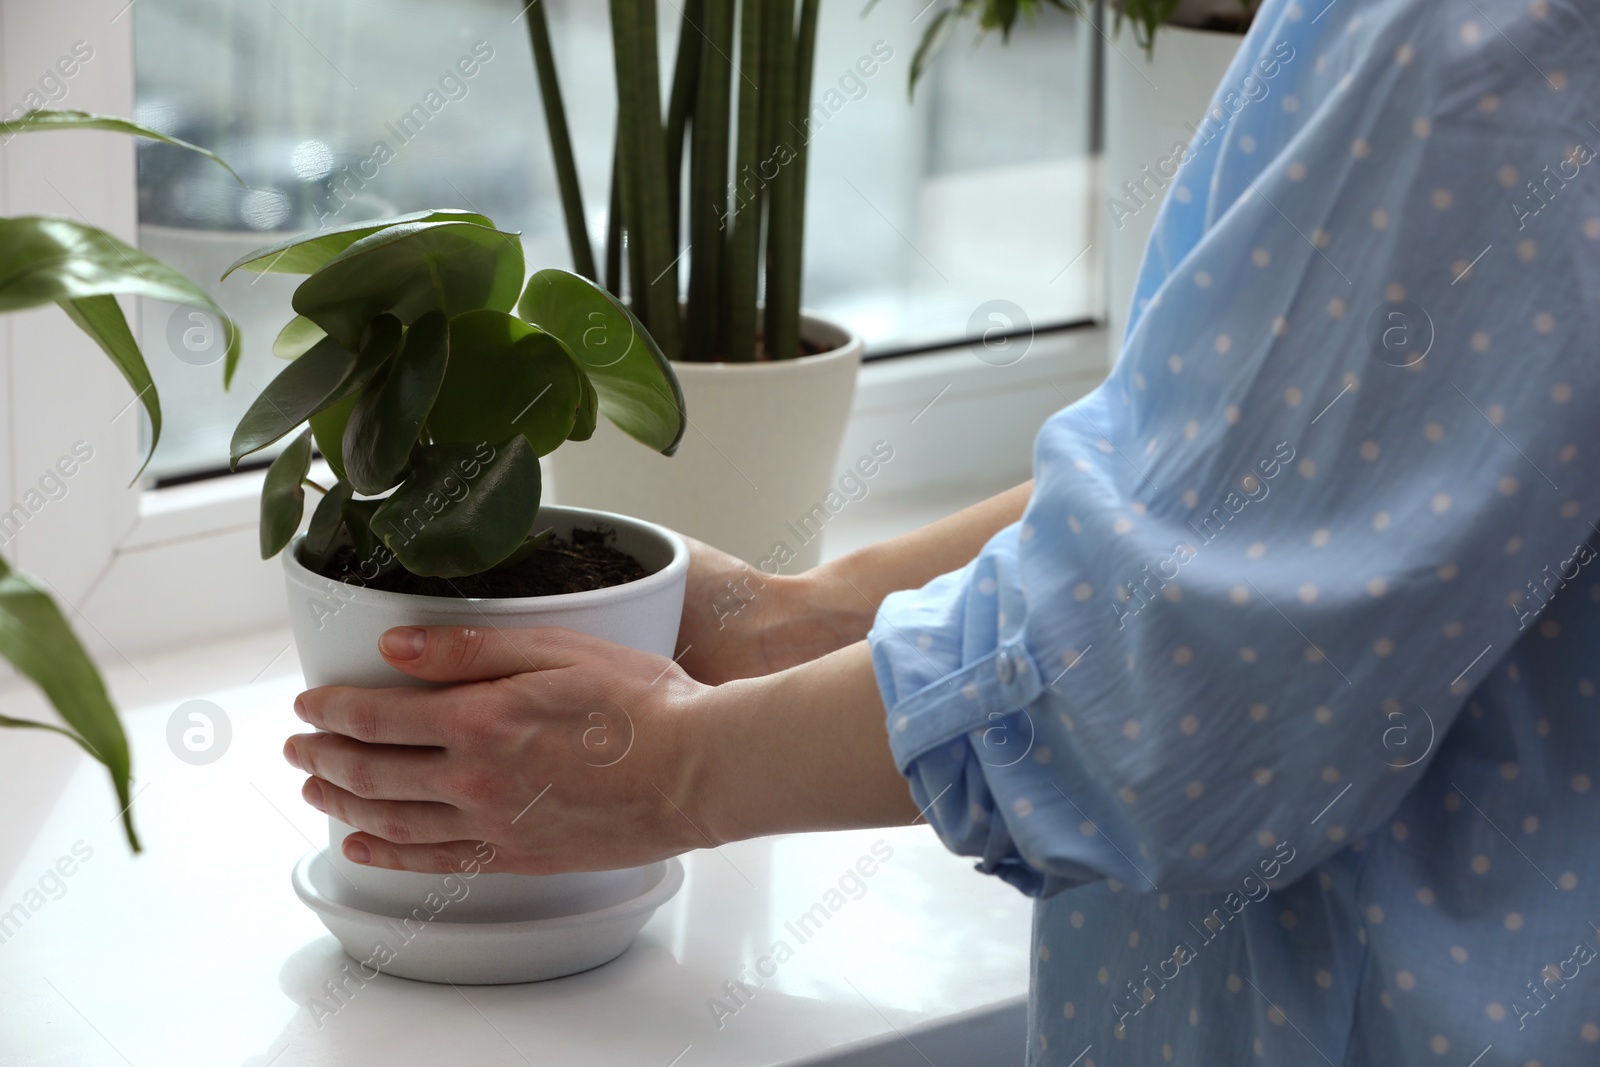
[282,0,1600,1060]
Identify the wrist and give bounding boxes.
[796,558,881,645]
[676,644,917,849]
[676,673,767,848]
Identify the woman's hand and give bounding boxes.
[673,536,873,684]
[283,626,918,875]
[284,625,716,875]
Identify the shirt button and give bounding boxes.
[997,650,1016,683]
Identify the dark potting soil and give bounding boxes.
[320,527,648,599]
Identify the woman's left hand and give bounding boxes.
[284,625,714,875]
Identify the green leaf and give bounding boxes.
[291,221,525,350]
[568,369,598,442]
[0,109,242,184]
[910,7,960,95]
[371,437,542,577]
[0,552,137,851]
[230,336,357,468]
[517,269,686,455]
[344,312,450,495]
[340,497,402,578]
[310,394,357,482]
[260,430,313,559]
[57,295,161,481]
[491,527,554,571]
[429,309,583,457]
[221,209,496,280]
[302,480,354,571]
[272,315,326,360]
[231,315,400,467]
[0,216,241,386]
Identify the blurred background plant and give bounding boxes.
[895,0,1261,94]
[0,111,239,852]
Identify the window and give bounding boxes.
[133,0,1098,480]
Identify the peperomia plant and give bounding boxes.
[224,210,685,580]
[0,110,242,852]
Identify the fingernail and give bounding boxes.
[283,738,301,770]
[380,627,427,660]
[303,779,325,811]
[345,839,372,864]
[293,696,309,722]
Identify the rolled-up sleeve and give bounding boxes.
[870,0,1600,900]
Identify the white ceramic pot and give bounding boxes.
[547,312,862,573]
[1103,24,1244,357]
[281,504,689,979]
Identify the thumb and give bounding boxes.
[378,625,595,683]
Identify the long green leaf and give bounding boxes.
[0,109,241,184]
[724,0,765,362]
[764,0,817,362]
[525,3,596,281]
[344,312,450,495]
[372,437,543,577]
[221,209,495,280]
[761,0,799,361]
[610,0,681,359]
[604,133,624,296]
[0,216,241,384]
[429,309,583,457]
[686,0,734,359]
[665,0,704,253]
[0,553,137,851]
[57,295,162,480]
[519,268,686,454]
[291,221,524,350]
[260,430,313,559]
[910,7,961,94]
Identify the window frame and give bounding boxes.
[0,0,1112,661]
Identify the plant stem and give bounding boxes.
[723,0,765,362]
[302,478,330,494]
[525,1,597,281]
[686,0,734,361]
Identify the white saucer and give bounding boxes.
[291,850,684,985]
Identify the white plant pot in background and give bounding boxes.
[1103,23,1244,359]
[547,313,863,573]
[282,505,689,982]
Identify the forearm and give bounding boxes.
[691,640,918,844]
[804,479,1034,640]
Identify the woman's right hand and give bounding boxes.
[673,537,874,685]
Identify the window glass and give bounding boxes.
[134,0,1095,479]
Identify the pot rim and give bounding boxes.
[670,307,862,372]
[282,503,690,614]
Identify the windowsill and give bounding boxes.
[0,623,1031,1065]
